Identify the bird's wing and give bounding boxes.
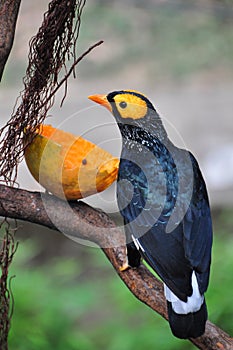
[117,154,212,301]
[117,159,192,300]
[182,153,213,295]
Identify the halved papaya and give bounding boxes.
[24,125,119,200]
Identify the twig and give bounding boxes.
[59,40,104,107]
[31,39,104,113]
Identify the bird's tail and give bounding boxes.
[167,299,207,339]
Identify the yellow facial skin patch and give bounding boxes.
[113,93,148,120]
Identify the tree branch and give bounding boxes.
[0,184,232,350]
[0,0,21,82]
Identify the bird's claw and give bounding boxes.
[119,262,130,272]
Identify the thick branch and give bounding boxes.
[0,185,232,350]
[0,0,21,81]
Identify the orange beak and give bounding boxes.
[88,94,112,112]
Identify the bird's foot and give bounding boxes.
[119,262,130,272]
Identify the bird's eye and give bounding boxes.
[119,101,127,109]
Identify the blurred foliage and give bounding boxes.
[5,1,233,86]
[8,208,233,350]
[77,1,233,83]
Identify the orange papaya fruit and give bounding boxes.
[24,124,119,200]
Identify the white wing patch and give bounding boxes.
[131,235,145,252]
[164,272,204,314]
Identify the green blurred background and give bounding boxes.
[1,0,233,349]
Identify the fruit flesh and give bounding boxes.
[24,125,119,200]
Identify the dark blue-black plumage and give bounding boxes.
[90,90,213,339]
[117,123,212,297]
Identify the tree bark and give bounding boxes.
[0,0,21,81]
[0,184,232,350]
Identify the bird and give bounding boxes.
[89,90,213,339]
